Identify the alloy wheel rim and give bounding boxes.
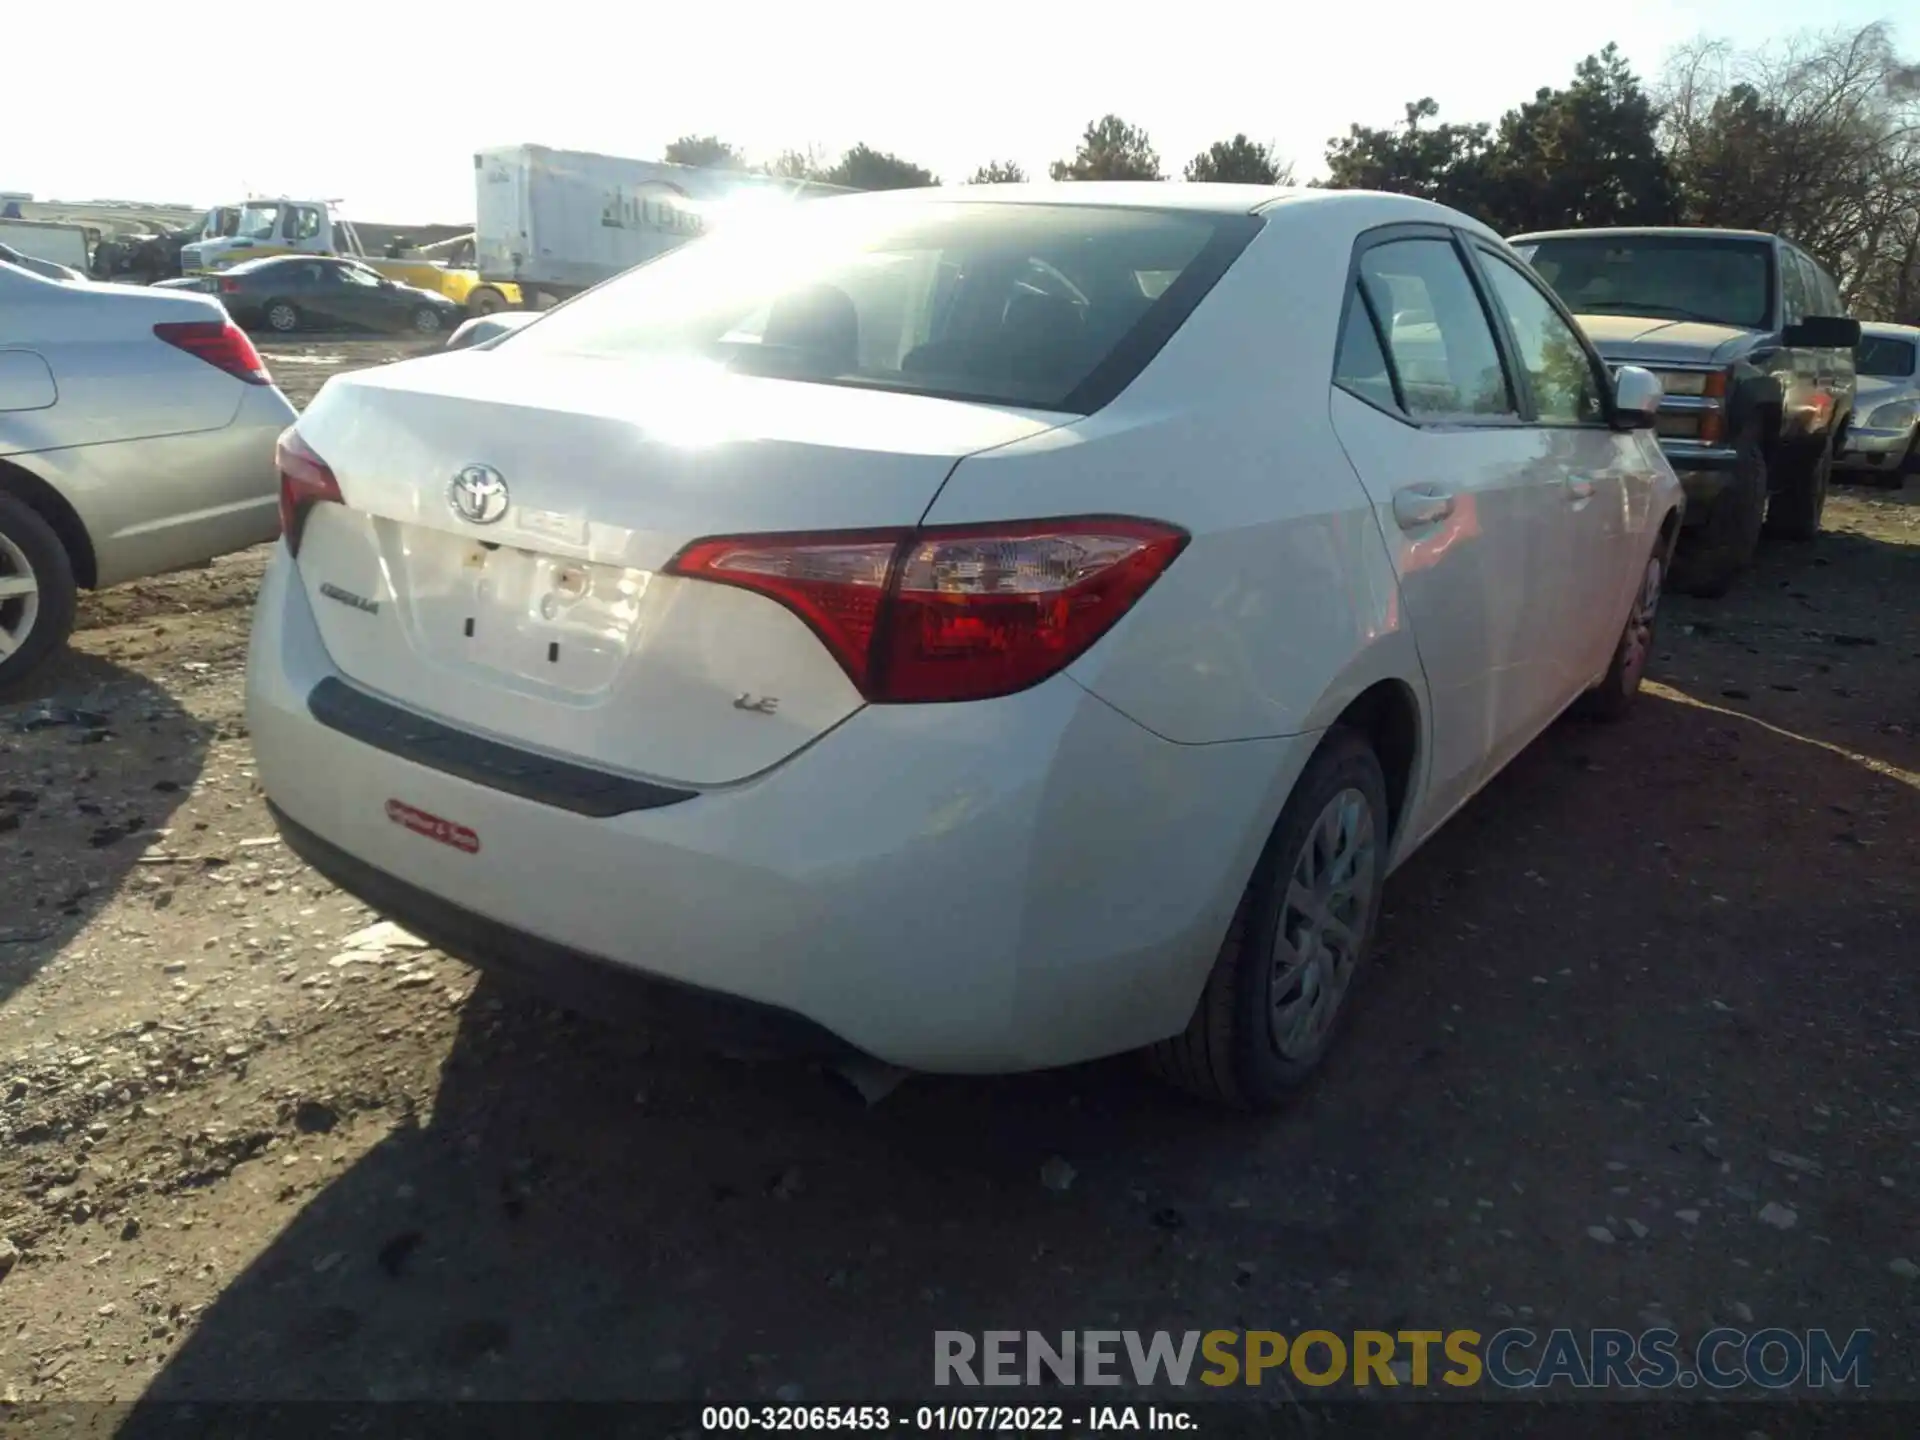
[1270,787,1377,1060]
[0,531,41,662]
[414,310,441,333]
[1620,556,1662,685]
[269,305,296,331]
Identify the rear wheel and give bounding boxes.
[0,491,78,695]
[1575,542,1663,722]
[468,288,507,317]
[264,300,300,334]
[1764,429,1833,541]
[410,305,445,336]
[1147,728,1389,1110]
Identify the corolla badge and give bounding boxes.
[448,464,510,525]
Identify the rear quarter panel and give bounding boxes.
[922,203,1421,750]
[0,274,243,452]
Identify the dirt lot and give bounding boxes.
[2,335,1918,1417]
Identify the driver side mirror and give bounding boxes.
[1610,365,1663,430]
[1782,314,1861,349]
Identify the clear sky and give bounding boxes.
[9,1,1906,224]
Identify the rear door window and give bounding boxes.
[1811,258,1844,317]
[1333,286,1398,412]
[1358,239,1514,420]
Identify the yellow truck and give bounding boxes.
[368,233,519,313]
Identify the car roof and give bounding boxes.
[810,183,1504,240]
[1510,225,1780,244]
[227,253,355,274]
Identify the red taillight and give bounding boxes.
[219,278,241,295]
[276,428,343,556]
[153,319,270,385]
[666,517,1188,704]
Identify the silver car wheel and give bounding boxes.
[1270,787,1377,1061]
[267,302,299,332]
[0,529,41,661]
[1620,555,1662,687]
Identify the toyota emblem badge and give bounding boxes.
[448,464,510,525]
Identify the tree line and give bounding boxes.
[662,22,1920,322]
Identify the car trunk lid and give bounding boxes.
[288,350,1068,787]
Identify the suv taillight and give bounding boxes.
[153,320,270,384]
[276,428,343,556]
[666,517,1188,703]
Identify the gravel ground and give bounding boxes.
[2,336,1918,1416]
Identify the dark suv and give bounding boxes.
[1509,227,1860,596]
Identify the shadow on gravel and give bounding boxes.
[121,670,1920,1414]
[0,654,213,1009]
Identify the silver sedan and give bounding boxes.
[1840,321,1919,489]
[0,261,297,688]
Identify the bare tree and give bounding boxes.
[1662,22,1920,317]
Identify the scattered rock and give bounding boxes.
[0,1237,17,1279]
[1757,1202,1798,1231]
[1587,1226,1617,1245]
[1675,1209,1701,1225]
[294,1100,339,1134]
[341,921,427,951]
[1040,1156,1077,1192]
[1889,1258,1919,1281]
[1624,1218,1649,1239]
[376,1230,424,1279]
[1766,1150,1822,1177]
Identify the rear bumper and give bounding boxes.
[268,799,857,1060]
[245,545,1314,1073]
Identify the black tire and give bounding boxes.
[410,305,445,335]
[1883,433,1920,485]
[1764,428,1833,542]
[1575,537,1665,722]
[263,299,300,334]
[0,490,80,696]
[1146,728,1390,1110]
[1670,425,1766,599]
[468,288,507,317]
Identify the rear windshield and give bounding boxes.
[502,201,1254,413]
[1514,236,1773,331]
[1857,334,1917,379]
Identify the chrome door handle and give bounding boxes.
[1392,486,1455,530]
[1567,476,1597,501]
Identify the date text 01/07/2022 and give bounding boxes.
[700,1404,1197,1431]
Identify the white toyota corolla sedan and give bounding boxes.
[247,184,1681,1107]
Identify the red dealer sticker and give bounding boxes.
[385,799,481,854]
